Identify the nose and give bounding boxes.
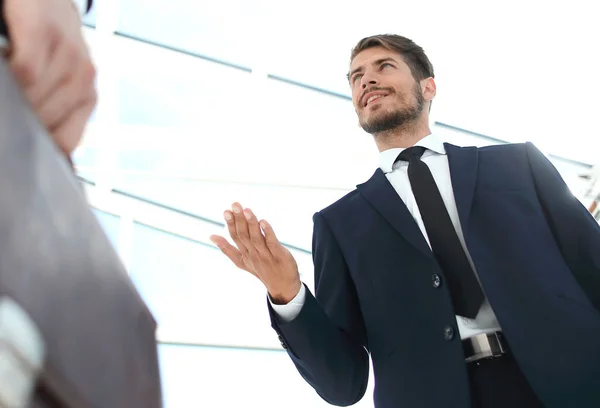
[360,73,379,89]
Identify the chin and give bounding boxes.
[360,107,416,135]
[362,107,391,123]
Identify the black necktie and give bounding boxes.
[396,146,484,318]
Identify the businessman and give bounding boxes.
[211,34,600,408]
[1,0,96,161]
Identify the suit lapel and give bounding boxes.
[357,144,479,256]
[357,169,433,258]
[444,143,479,232]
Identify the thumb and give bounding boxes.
[210,235,247,271]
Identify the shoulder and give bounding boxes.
[314,167,388,221]
[476,142,527,154]
[314,189,361,221]
[472,142,531,164]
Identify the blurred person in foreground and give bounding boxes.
[1,2,163,407]
[211,33,600,408]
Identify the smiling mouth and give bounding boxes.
[365,94,387,107]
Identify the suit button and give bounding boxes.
[278,334,288,350]
[444,326,455,341]
[432,274,441,288]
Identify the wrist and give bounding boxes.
[269,280,302,305]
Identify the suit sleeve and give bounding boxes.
[526,142,600,311]
[268,211,370,406]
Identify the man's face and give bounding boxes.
[349,46,425,134]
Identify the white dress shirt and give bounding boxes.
[271,134,502,340]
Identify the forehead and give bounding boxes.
[350,46,406,71]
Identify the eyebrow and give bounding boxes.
[347,57,398,81]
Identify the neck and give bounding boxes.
[373,119,432,152]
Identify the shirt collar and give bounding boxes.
[379,134,446,173]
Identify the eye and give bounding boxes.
[351,73,363,84]
[381,62,394,70]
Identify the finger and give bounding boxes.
[210,235,247,271]
[260,220,284,256]
[224,209,248,255]
[49,90,96,156]
[26,38,83,108]
[244,208,272,257]
[37,54,96,131]
[232,202,254,253]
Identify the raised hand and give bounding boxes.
[210,202,302,304]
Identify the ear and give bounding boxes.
[422,77,437,103]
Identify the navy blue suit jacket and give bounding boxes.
[270,142,600,408]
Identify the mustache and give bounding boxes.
[360,87,394,105]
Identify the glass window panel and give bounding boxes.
[73,149,99,170]
[128,221,313,348]
[158,343,375,408]
[79,33,376,250]
[113,178,346,252]
[100,32,256,130]
[114,78,197,127]
[92,209,120,249]
[117,0,258,69]
[81,32,376,189]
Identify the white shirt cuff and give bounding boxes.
[269,284,306,323]
[72,0,88,16]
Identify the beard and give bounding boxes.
[359,83,425,135]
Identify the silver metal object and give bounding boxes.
[463,331,507,363]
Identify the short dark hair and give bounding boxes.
[349,34,435,81]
